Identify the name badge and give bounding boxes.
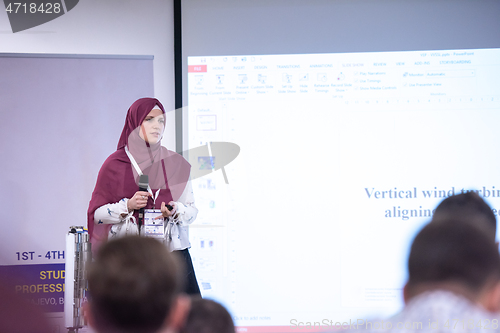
[143,209,165,239]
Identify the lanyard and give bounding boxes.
[125,146,161,206]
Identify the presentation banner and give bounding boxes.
[0,263,65,313]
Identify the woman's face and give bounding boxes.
[139,108,165,144]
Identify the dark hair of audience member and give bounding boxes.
[87,236,184,333]
[432,192,496,236]
[407,219,500,297]
[181,297,235,333]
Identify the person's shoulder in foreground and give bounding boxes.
[359,218,500,333]
[84,236,190,333]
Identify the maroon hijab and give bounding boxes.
[87,98,191,250]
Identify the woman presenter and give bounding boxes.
[87,97,200,295]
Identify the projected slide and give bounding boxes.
[186,48,500,331]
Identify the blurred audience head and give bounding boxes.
[85,236,190,333]
[433,192,496,238]
[405,219,500,311]
[181,297,235,333]
[0,283,51,333]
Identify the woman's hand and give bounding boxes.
[127,191,151,211]
[155,201,177,220]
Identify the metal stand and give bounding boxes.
[64,226,91,333]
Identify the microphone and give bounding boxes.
[138,175,149,232]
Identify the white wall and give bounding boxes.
[0,0,176,148]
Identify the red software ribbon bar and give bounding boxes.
[188,65,208,73]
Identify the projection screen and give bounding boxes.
[181,1,500,331]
